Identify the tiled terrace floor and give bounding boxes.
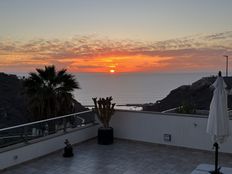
[2,139,232,174]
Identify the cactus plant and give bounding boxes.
[92,97,115,128]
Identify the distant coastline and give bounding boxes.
[142,75,232,113]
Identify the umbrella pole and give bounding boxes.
[214,142,218,173]
[210,142,221,174]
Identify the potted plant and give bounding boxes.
[92,97,115,145]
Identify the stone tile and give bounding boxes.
[2,139,232,174]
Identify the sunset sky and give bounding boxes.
[0,0,232,73]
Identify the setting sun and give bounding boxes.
[110,69,115,73]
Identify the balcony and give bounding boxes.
[1,138,232,174]
[1,110,232,173]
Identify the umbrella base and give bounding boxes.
[209,166,222,174]
[191,164,232,174]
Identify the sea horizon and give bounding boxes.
[72,71,223,106]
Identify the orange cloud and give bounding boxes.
[0,32,232,73]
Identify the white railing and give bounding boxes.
[0,110,95,148]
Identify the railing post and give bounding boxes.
[44,123,49,136]
[63,117,67,133]
[22,126,28,143]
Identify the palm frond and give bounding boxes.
[23,65,80,120]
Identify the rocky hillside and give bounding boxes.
[0,73,87,128]
[0,73,27,128]
[143,76,232,112]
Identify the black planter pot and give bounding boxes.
[98,127,114,145]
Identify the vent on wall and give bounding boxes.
[163,134,171,142]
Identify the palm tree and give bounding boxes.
[23,65,80,121]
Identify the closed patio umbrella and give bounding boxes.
[207,71,230,174]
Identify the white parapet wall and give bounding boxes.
[0,125,98,170]
[111,110,232,153]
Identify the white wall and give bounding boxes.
[111,110,232,153]
[0,125,98,170]
[2,110,232,170]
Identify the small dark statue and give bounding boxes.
[63,139,74,157]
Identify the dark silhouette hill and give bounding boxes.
[143,76,232,112]
[0,73,27,128]
[0,73,87,128]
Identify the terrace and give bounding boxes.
[2,138,232,174]
[1,110,232,173]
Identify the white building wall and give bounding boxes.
[111,110,232,153]
[2,110,232,170]
[0,126,98,170]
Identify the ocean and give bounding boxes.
[74,72,214,107]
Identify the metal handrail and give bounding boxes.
[0,110,92,132]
